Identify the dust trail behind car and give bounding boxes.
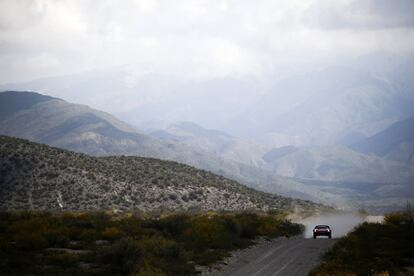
[299,212,366,238]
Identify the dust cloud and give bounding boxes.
[299,212,367,239]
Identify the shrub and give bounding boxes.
[234,213,261,238]
[119,216,143,237]
[183,216,229,250]
[101,227,122,241]
[78,229,97,243]
[14,232,48,250]
[43,252,80,268]
[98,237,143,275]
[135,261,167,276]
[140,237,192,274]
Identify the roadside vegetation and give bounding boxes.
[310,205,414,276]
[0,210,303,275]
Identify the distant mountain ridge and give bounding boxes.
[0,136,321,213]
[148,121,268,167]
[267,145,414,184]
[351,116,414,164]
[0,68,261,129]
[230,66,414,147]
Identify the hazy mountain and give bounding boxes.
[0,91,341,206]
[351,116,414,164]
[148,121,268,167]
[262,145,414,212]
[231,66,414,147]
[0,67,261,130]
[267,145,414,184]
[262,146,298,163]
[149,121,232,142]
[0,136,322,212]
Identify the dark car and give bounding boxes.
[313,225,332,239]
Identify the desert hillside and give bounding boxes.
[0,136,320,213]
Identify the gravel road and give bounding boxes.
[207,236,336,276]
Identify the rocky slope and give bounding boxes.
[0,136,321,212]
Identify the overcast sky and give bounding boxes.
[1,0,414,84]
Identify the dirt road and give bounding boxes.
[208,236,336,276]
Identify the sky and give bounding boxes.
[1,0,414,84]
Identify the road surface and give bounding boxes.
[208,236,336,276]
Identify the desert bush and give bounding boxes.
[14,231,48,250]
[0,211,303,275]
[98,237,144,275]
[183,216,229,250]
[145,214,189,237]
[140,236,193,275]
[234,213,261,238]
[43,227,71,247]
[101,226,122,241]
[43,252,80,268]
[135,261,167,276]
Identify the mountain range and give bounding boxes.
[228,65,414,148]
[1,61,414,213]
[0,91,337,207]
